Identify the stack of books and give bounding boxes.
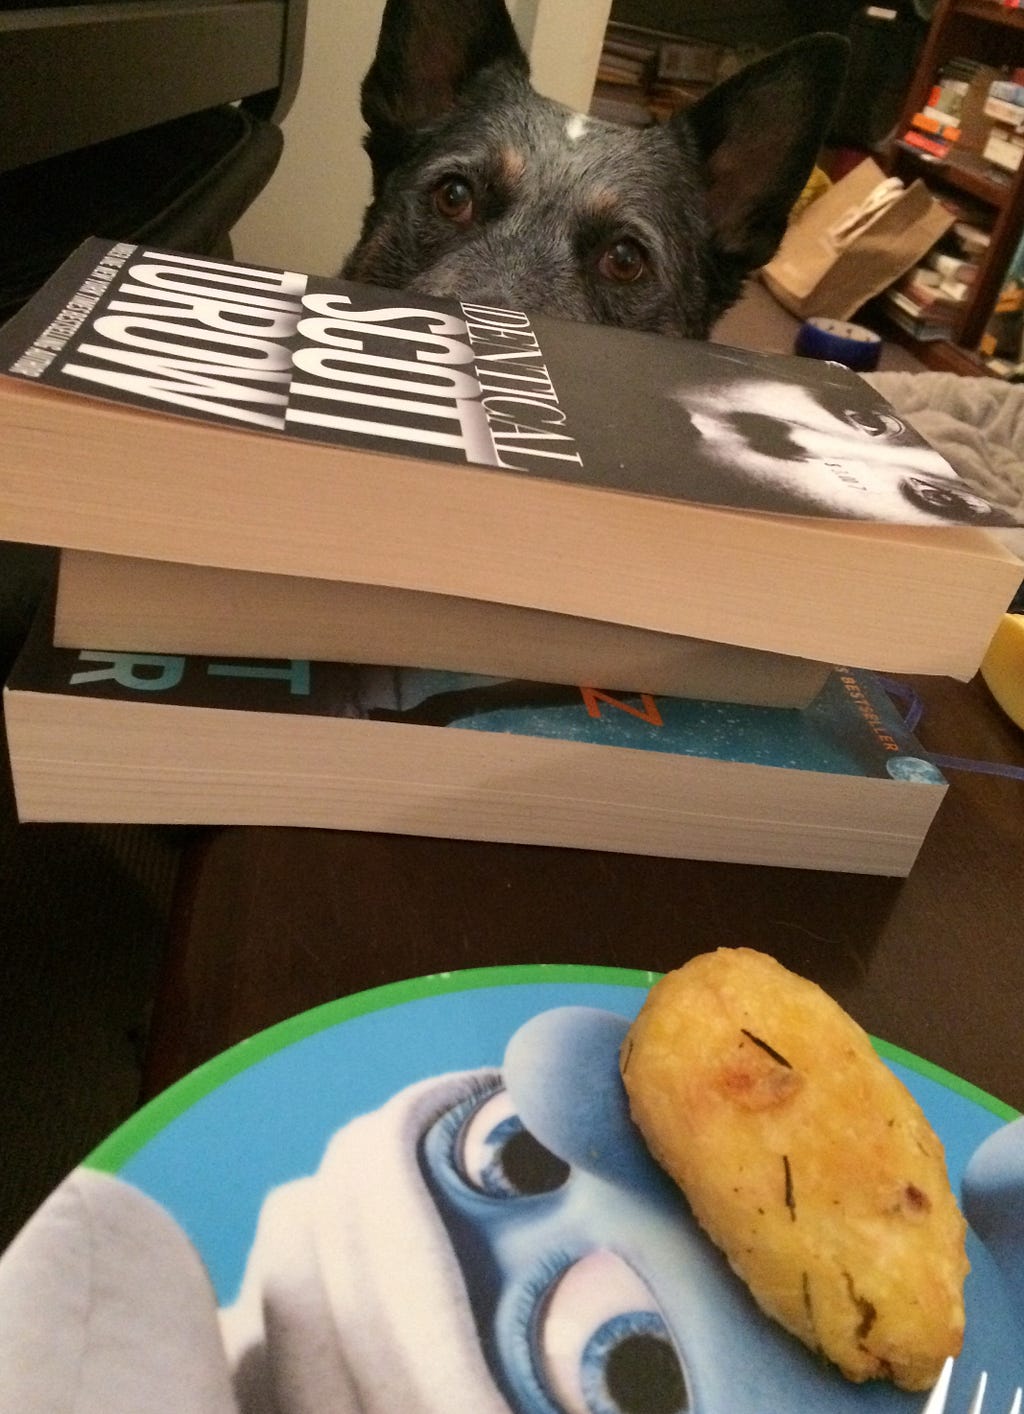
[981,80,1024,175]
[898,58,1024,177]
[646,34,731,122]
[589,22,736,128]
[589,26,659,127]
[1,239,1021,874]
[885,263,971,342]
[883,196,992,345]
[952,215,994,259]
[897,59,976,162]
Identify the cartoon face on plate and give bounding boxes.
[0,1006,1021,1414]
[215,1008,1023,1413]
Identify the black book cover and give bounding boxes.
[0,238,1015,527]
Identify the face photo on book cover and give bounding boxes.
[489,314,1019,528]
[1,990,1021,1414]
[661,361,997,526]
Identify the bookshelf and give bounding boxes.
[887,0,1024,372]
[591,3,863,127]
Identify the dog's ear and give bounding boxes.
[361,0,529,177]
[679,35,849,275]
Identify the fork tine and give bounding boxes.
[967,1371,988,1414]
[920,1360,1022,1414]
[922,1358,955,1414]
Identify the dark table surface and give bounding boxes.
[143,669,1024,1112]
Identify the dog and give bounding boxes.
[343,0,849,339]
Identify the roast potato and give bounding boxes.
[620,947,969,1391]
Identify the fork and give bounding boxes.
[922,1358,1023,1414]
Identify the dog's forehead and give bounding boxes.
[445,86,696,211]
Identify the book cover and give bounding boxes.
[7,595,950,872]
[7,602,945,787]
[0,237,1016,528]
[4,609,948,867]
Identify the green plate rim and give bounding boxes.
[85,962,1019,1174]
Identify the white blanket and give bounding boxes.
[867,372,1024,557]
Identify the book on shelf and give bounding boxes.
[53,550,832,709]
[918,105,962,136]
[0,239,1021,680]
[988,79,1024,109]
[883,289,959,342]
[979,226,1024,378]
[601,31,659,65]
[595,60,649,88]
[899,64,972,159]
[912,109,961,143]
[982,127,1024,174]
[3,602,949,877]
[925,249,979,284]
[896,129,954,163]
[898,265,970,314]
[982,75,1024,169]
[588,82,654,127]
[982,92,1024,128]
[952,219,993,256]
[592,24,659,122]
[595,45,654,87]
[654,37,724,86]
[904,59,1016,168]
[927,68,972,123]
[885,266,968,342]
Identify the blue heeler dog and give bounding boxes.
[343,0,849,338]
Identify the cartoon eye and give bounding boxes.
[843,408,904,437]
[432,175,475,225]
[536,1250,689,1414]
[597,238,647,284]
[457,1089,570,1198]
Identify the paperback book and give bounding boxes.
[4,604,948,876]
[53,549,831,709]
[0,239,1020,678]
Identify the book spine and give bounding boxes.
[983,95,1024,128]
[901,129,953,160]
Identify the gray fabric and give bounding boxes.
[866,372,1024,557]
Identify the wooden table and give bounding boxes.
[143,670,1024,1112]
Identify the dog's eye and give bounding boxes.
[432,176,475,225]
[597,238,647,284]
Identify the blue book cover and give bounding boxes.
[5,601,949,873]
[7,601,946,790]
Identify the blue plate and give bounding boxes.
[0,964,1020,1414]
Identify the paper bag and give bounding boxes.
[761,158,955,321]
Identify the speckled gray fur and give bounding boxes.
[344,0,848,339]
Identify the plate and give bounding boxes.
[0,964,1020,1413]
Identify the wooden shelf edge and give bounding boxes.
[877,313,999,375]
[891,140,1014,210]
[956,0,1024,33]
